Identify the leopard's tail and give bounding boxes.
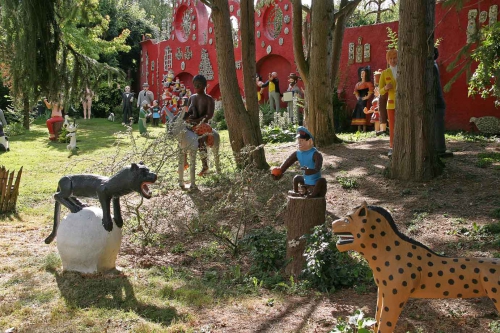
[44,201,60,244]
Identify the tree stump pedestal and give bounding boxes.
[284,195,326,277]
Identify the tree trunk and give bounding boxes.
[23,96,30,130]
[292,0,336,147]
[390,0,442,180]
[210,0,268,169]
[240,0,269,169]
[284,196,326,278]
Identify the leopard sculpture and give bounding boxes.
[44,163,157,244]
[332,203,500,333]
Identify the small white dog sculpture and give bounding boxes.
[108,112,115,122]
[66,121,78,151]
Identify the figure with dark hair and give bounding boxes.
[434,47,453,158]
[122,86,134,125]
[283,73,303,123]
[184,74,215,176]
[44,96,64,141]
[261,72,281,113]
[271,126,327,198]
[256,73,264,102]
[351,66,374,132]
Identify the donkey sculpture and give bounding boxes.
[169,109,220,189]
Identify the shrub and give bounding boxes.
[211,107,227,130]
[301,225,373,292]
[242,226,287,281]
[90,81,126,118]
[261,125,296,143]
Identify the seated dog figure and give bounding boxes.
[332,203,500,333]
[108,112,115,122]
[45,163,157,244]
[0,123,8,152]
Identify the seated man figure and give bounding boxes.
[183,74,215,176]
[44,97,64,141]
[272,126,327,198]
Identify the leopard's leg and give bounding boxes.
[68,196,88,209]
[112,197,123,228]
[54,181,81,213]
[374,288,383,332]
[98,191,113,232]
[377,290,408,333]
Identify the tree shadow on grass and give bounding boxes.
[49,269,180,325]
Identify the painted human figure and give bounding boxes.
[256,73,264,102]
[351,67,374,132]
[139,101,151,135]
[283,73,303,123]
[261,72,281,113]
[184,74,215,176]
[136,82,154,108]
[434,47,453,158]
[363,87,380,132]
[271,126,327,198]
[378,49,398,155]
[82,87,94,120]
[44,97,64,141]
[122,86,134,125]
[151,100,160,127]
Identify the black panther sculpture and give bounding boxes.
[44,163,157,244]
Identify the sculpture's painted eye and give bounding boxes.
[344,218,349,224]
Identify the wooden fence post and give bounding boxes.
[0,166,23,213]
[284,195,326,277]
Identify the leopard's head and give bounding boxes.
[332,202,396,254]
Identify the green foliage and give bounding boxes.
[386,27,398,50]
[490,320,500,333]
[0,0,130,105]
[242,226,287,281]
[302,225,373,292]
[212,107,227,130]
[468,23,500,106]
[259,102,275,126]
[4,122,26,136]
[336,173,358,189]
[475,152,500,169]
[261,126,296,143]
[92,80,126,118]
[330,309,376,333]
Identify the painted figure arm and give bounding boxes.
[302,151,323,175]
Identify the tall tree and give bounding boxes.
[292,0,361,147]
[201,0,268,169]
[0,0,130,128]
[389,0,441,180]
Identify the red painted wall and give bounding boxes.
[141,0,498,130]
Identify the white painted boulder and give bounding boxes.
[56,206,122,273]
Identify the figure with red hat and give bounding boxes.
[283,73,303,123]
[261,72,281,113]
[271,126,327,198]
[184,74,215,176]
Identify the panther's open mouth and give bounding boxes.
[141,182,153,199]
[334,232,354,245]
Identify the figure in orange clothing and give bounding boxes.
[351,66,374,132]
[378,49,398,156]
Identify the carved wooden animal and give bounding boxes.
[169,109,220,189]
[332,203,500,333]
[45,163,157,244]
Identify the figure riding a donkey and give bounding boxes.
[170,74,220,189]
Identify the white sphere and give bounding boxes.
[56,206,122,273]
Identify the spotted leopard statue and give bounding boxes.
[332,203,500,333]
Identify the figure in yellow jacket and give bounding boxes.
[378,49,398,151]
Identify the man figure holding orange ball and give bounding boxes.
[271,126,327,198]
